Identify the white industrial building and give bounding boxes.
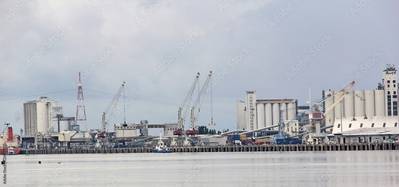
[23,97,62,136]
[325,65,399,135]
[237,91,298,131]
[114,124,140,138]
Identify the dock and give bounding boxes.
[22,143,399,154]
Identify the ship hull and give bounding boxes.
[0,147,21,155]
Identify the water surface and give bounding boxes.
[3,151,399,186]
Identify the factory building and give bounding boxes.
[23,97,62,136]
[237,91,298,131]
[325,65,399,135]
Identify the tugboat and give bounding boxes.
[153,134,172,153]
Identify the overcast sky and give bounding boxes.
[0,0,398,132]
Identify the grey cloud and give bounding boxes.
[0,0,398,131]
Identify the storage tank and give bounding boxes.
[272,103,280,126]
[375,90,385,117]
[354,90,365,118]
[265,103,273,127]
[280,103,287,121]
[287,102,296,121]
[344,91,354,119]
[256,104,265,129]
[364,90,375,118]
[325,91,335,125]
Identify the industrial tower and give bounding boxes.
[76,72,87,122]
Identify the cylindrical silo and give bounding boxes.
[354,90,365,118]
[325,92,335,125]
[334,97,343,120]
[344,91,354,119]
[375,90,385,117]
[364,90,375,118]
[36,101,51,134]
[280,103,287,121]
[265,103,272,127]
[287,102,296,121]
[256,103,265,129]
[272,103,280,126]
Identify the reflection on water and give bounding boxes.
[2,154,6,185]
[2,163,6,185]
[4,151,399,186]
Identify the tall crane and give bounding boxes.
[101,82,127,133]
[322,81,356,115]
[306,81,356,143]
[177,72,200,130]
[190,71,213,131]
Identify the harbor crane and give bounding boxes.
[305,81,356,144]
[189,71,214,133]
[101,82,127,133]
[177,73,200,131]
[322,81,356,115]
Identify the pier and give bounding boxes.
[22,143,399,155]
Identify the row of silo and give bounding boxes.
[256,101,297,129]
[327,90,386,121]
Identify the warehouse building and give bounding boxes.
[325,65,399,135]
[237,91,298,131]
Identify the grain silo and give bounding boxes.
[354,90,365,118]
[287,102,297,121]
[344,91,354,119]
[256,103,265,129]
[364,90,375,118]
[265,103,273,127]
[375,90,385,117]
[272,103,280,126]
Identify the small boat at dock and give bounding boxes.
[153,135,172,153]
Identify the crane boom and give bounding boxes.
[323,81,355,115]
[190,71,213,129]
[178,73,200,129]
[101,82,126,132]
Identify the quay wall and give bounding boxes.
[22,143,399,155]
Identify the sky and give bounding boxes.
[0,0,398,132]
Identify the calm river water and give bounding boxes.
[3,151,399,186]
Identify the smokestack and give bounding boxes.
[7,127,13,142]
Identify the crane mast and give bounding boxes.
[101,82,126,132]
[190,71,213,130]
[178,72,200,130]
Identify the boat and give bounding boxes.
[0,147,21,155]
[153,134,172,153]
[0,126,21,155]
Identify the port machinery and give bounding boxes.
[175,71,215,136]
[304,80,358,144]
[96,82,127,145]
